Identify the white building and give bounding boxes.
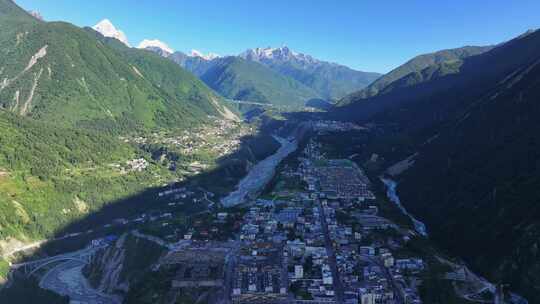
[295,265,304,279]
[360,293,375,304]
[322,264,333,285]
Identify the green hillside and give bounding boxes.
[261,59,380,101]
[0,2,234,133]
[339,45,493,104]
[201,56,320,108]
[0,0,36,27]
[0,0,238,281]
[0,111,140,240]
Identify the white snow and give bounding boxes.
[92,19,130,47]
[137,39,174,54]
[190,49,220,60]
[241,46,318,65]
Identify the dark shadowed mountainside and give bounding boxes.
[330,29,540,301]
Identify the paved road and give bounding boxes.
[317,199,344,304]
[227,100,276,107]
[361,255,404,304]
[221,249,237,304]
[131,230,170,249]
[10,244,107,276]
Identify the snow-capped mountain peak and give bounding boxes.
[92,19,130,47]
[138,39,174,55]
[240,46,319,65]
[190,49,220,61]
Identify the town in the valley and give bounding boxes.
[2,2,538,302]
[146,122,429,304]
[7,120,498,304]
[129,120,427,304]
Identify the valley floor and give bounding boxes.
[1,120,528,304]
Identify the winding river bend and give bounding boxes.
[380,177,428,237]
[221,135,298,207]
[40,260,120,304]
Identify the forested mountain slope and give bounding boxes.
[339,45,493,104]
[0,0,238,280]
[0,0,235,133]
[240,46,381,100]
[200,56,320,108]
[149,45,380,105]
[331,29,540,301]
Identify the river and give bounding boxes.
[221,135,298,207]
[381,177,529,303]
[40,260,121,304]
[380,177,428,237]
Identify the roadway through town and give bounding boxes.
[316,199,344,304]
[362,255,404,304]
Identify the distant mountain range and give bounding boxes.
[123,33,381,107]
[240,46,381,100]
[148,51,317,109]
[331,28,540,302]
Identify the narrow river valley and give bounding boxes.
[221,135,298,207]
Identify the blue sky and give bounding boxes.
[16,0,540,73]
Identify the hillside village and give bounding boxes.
[118,117,256,175]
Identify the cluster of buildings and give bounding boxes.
[157,242,237,295]
[134,125,430,304]
[234,198,339,303]
[298,139,424,304]
[157,118,253,158]
[232,242,288,304]
[310,160,375,201]
[219,135,428,303]
[118,118,255,176]
[158,184,214,207]
[110,158,148,174]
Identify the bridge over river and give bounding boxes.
[10,244,106,277]
[9,243,120,304]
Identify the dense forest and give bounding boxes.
[330,29,540,301]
